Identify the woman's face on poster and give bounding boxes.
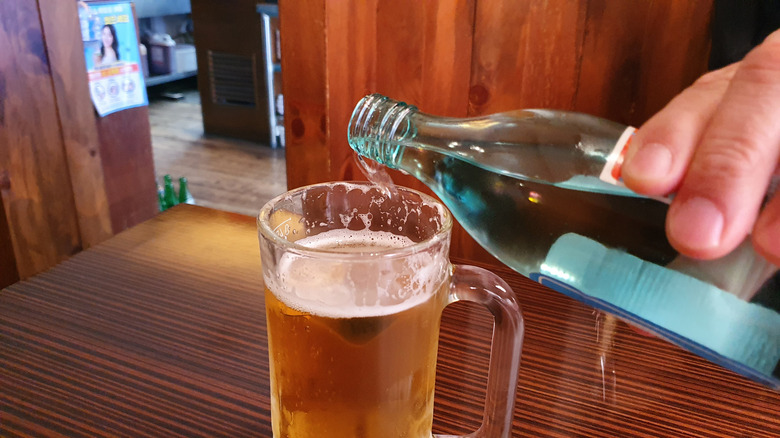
[102,26,113,48]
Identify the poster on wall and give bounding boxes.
[79,1,148,117]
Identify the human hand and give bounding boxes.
[622,29,780,266]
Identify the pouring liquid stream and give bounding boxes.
[356,153,399,198]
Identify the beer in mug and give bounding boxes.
[258,182,523,437]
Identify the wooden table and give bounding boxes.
[1,205,778,437]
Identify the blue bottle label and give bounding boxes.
[529,270,780,389]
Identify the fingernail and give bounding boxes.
[668,197,724,251]
[624,142,672,181]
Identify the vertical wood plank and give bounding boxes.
[374,0,426,105]
[574,0,713,125]
[573,1,651,124]
[326,0,488,262]
[639,1,712,122]
[369,0,477,194]
[419,0,477,117]
[469,0,586,114]
[361,0,431,193]
[279,0,330,189]
[96,108,158,232]
[0,0,82,278]
[325,0,378,182]
[328,0,477,181]
[38,0,113,247]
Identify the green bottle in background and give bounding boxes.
[163,175,179,209]
[178,177,195,205]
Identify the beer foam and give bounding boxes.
[294,228,413,252]
[304,181,448,228]
[265,229,447,319]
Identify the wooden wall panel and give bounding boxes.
[374,0,426,103]
[419,1,477,117]
[469,0,586,114]
[0,0,82,278]
[96,108,158,233]
[373,0,476,149]
[573,1,653,123]
[280,0,714,264]
[574,0,713,125]
[38,0,113,246]
[279,0,330,189]
[321,0,492,263]
[1,0,158,287]
[325,0,378,182]
[637,1,713,122]
[331,0,477,188]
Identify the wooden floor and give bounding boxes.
[149,93,287,217]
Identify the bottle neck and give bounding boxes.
[348,93,633,186]
[348,94,419,169]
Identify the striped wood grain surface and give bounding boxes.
[1,205,778,437]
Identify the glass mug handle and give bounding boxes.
[435,265,524,438]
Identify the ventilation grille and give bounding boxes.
[208,51,257,107]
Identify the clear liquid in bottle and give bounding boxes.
[348,93,780,388]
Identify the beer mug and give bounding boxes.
[258,182,524,438]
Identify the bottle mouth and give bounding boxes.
[347,94,417,167]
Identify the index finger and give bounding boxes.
[666,30,780,259]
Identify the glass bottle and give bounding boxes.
[348,93,780,388]
[163,174,178,209]
[178,177,195,205]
